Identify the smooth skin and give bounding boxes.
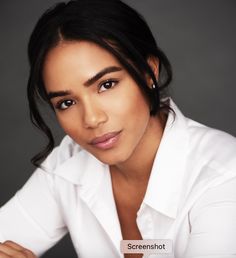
[0,41,166,258]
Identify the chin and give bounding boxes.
[93,149,130,166]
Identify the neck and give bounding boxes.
[110,113,167,185]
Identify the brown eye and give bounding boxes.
[99,80,118,93]
[56,99,75,110]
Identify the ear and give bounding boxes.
[146,56,159,87]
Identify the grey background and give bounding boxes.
[0,0,235,257]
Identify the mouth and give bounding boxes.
[89,130,122,150]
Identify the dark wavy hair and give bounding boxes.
[27,0,173,167]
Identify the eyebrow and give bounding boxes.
[47,90,71,100]
[47,66,123,100]
[84,66,122,86]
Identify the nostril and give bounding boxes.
[83,108,108,129]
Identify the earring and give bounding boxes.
[152,84,156,89]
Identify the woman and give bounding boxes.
[0,0,236,257]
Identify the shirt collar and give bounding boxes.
[52,148,106,187]
[143,98,189,219]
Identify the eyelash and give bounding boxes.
[98,79,118,92]
[54,79,119,111]
[55,99,75,111]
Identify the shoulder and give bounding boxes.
[179,117,236,213]
[185,122,236,239]
[186,118,236,172]
[169,99,236,171]
[174,115,236,230]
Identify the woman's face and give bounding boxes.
[43,40,159,165]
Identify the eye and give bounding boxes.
[55,99,75,110]
[99,80,118,93]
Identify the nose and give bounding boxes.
[82,99,108,129]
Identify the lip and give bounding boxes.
[90,131,122,150]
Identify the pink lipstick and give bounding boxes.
[90,131,121,150]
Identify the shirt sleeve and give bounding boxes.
[183,176,236,258]
[0,167,68,257]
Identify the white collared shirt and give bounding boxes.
[0,100,236,258]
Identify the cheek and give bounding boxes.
[55,111,84,141]
[108,83,150,127]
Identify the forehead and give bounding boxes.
[43,40,120,89]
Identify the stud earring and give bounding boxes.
[152,84,156,89]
